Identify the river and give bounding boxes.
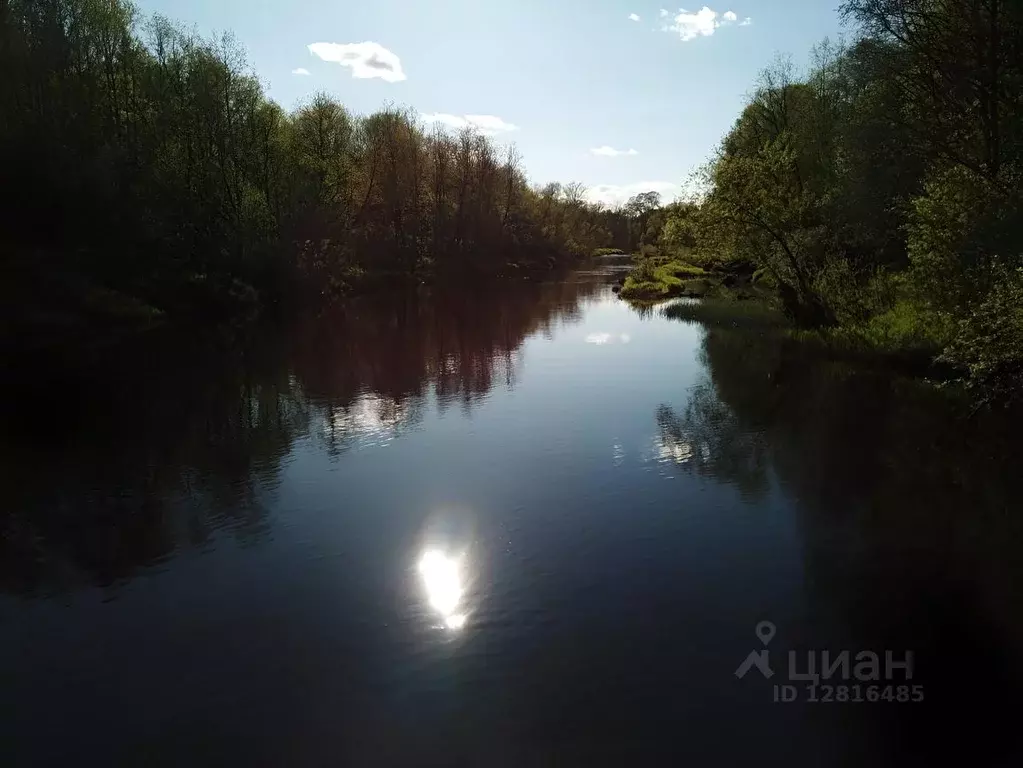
[3,265,1022,766]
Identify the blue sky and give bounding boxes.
[136,0,844,206]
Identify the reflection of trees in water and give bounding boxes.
[655,391,770,502]
[290,279,601,442]
[1,336,309,594]
[659,323,1023,763]
[629,303,657,320]
[659,324,1023,517]
[655,329,785,500]
[663,324,1023,599]
[0,277,602,593]
[318,392,426,458]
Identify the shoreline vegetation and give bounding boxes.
[0,0,641,357]
[617,253,959,381]
[610,0,1023,406]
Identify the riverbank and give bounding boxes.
[661,297,951,380]
[617,255,960,384]
[1,245,616,373]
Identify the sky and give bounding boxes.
[135,0,845,206]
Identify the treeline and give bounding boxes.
[655,0,1023,402]
[0,0,629,325]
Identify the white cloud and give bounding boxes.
[308,42,406,82]
[586,333,631,345]
[420,113,519,135]
[584,181,680,208]
[590,146,639,157]
[740,16,752,25]
[661,6,746,42]
[291,67,310,76]
[629,13,641,21]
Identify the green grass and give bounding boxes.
[662,297,786,329]
[592,247,626,256]
[662,261,707,279]
[786,300,951,374]
[619,259,708,300]
[663,293,951,375]
[627,259,957,376]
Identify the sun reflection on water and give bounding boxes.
[418,549,468,631]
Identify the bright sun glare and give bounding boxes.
[418,550,467,630]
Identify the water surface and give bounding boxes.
[3,269,1022,766]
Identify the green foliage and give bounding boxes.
[791,301,946,368]
[657,202,700,258]
[941,266,1023,404]
[662,261,706,279]
[620,275,680,302]
[751,268,777,289]
[908,166,1023,313]
[681,2,1023,402]
[619,260,705,301]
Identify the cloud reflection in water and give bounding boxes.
[585,332,631,345]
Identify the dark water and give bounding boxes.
[3,268,1023,767]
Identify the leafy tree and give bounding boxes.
[682,4,1023,400]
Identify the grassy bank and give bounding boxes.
[662,297,785,330]
[623,251,954,374]
[618,259,708,301]
[659,292,954,379]
[785,302,951,376]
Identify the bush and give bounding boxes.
[751,267,777,289]
[859,300,948,357]
[941,265,1023,404]
[907,166,1022,313]
[792,266,949,367]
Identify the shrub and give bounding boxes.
[751,267,777,289]
[941,265,1023,404]
[907,166,1022,314]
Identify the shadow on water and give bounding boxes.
[656,319,1023,766]
[0,277,604,595]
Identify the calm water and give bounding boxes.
[3,267,1023,767]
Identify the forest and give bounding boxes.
[642,0,1023,402]
[0,0,635,334]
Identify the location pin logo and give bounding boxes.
[755,621,776,646]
